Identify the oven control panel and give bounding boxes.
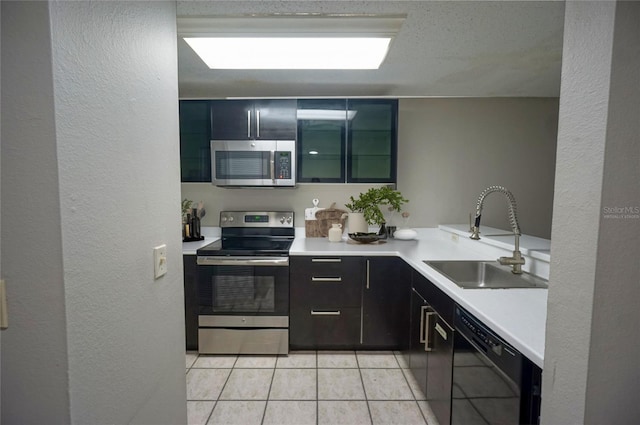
[220,211,294,228]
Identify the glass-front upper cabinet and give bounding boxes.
[296,98,397,183]
[179,100,211,182]
[347,99,398,183]
[297,99,347,183]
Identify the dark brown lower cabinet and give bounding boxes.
[426,313,454,425]
[289,307,361,349]
[405,270,455,425]
[361,257,411,349]
[183,255,199,351]
[289,255,409,350]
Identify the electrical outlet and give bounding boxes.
[154,244,167,279]
[451,233,459,242]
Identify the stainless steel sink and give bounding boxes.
[424,260,548,289]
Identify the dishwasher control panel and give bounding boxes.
[455,306,522,383]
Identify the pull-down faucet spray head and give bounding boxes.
[469,186,524,274]
[470,185,521,240]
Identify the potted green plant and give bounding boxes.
[345,186,408,233]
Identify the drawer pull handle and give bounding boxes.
[311,277,342,282]
[311,258,342,263]
[310,310,341,316]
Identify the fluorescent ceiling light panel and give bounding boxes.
[296,109,358,120]
[184,37,391,69]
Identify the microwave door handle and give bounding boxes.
[270,150,276,182]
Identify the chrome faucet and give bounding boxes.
[470,186,525,274]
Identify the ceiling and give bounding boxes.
[177,1,565,99]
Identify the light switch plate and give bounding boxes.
[153,244,167,279]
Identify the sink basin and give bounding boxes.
[424,260,548,289]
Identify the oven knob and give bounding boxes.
[280,217,285,224]
[286,216,292,224]
[221,216,227,222]
[229,216,234,222]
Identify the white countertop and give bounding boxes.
[183,224,548,368]
[290,225,548,368]
[182,227,220,255]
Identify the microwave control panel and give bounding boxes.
[275,152,291,180]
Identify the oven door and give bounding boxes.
[197,257,289,317]
[196,256,290,354]
[211,140,295,186]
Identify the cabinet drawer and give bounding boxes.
[290,276,361,308]
[291,256,364,278]
[290,307,361,349]
[291,256,363,308]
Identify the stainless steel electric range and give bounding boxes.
[196,211,294,355]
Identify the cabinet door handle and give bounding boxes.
[310,310,341,316]
[256,110,261,138]
[366,260,370,289]
[311,258,341,263]
[419,305,436,351]
[424,310,437,352]
[247,110,251,138]
[312,277,342,282]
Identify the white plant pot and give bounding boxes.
[348,212,369,234]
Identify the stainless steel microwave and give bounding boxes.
[210,140,296,187]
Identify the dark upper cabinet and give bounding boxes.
[210,99,297,141]
[361,257,411,348]
[347,99,398,183]
[179,100,211,182]
[296,98,398,183]
[297,99,347,183]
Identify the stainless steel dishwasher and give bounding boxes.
[453,306,542,425]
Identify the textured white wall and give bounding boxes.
[583,1,640,422]
[2,1,186,423]
[184,98,558,238]
[48,2,186,423]
[542,1,640,423]
[1,2,71,422]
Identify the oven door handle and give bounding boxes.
[197,256,289,266]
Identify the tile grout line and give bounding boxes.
[355,352,375,425]
[259,359,277,425]
[316,350,319,425]
[395,351,430,425]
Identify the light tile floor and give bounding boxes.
[186,350,439,425]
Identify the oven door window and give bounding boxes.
[199,265,288,316]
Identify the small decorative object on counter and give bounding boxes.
[328,223,343,242]
[306,201,348,237]
[182,198,204,242]
[394,212,418,240]
[345,186,408,234]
